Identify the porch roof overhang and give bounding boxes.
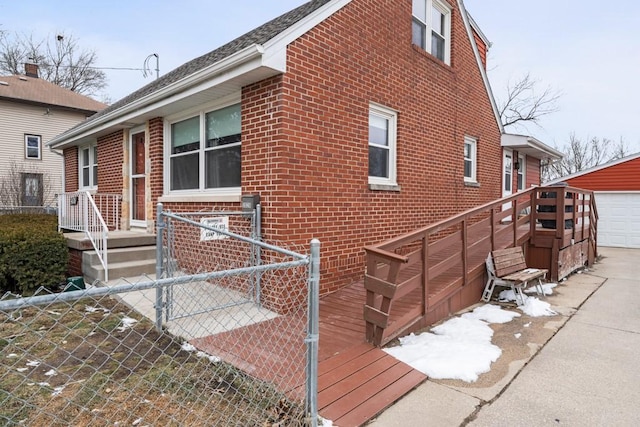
[48,44,285,149]
[501,133,563,162]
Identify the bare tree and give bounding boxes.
[542,134,630,182]
[0,31,107,96]
[498,73,562,129]
[0,161,56,208]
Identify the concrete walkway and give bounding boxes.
[368,247,640,427]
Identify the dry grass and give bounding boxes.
[0,297,306,426]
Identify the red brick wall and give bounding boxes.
[96,131,124,194]
[91,0,502,299]
[473,30,487,69]
[63,147,79,191]
[241,0,502,294]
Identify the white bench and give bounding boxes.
[483,247,547,306]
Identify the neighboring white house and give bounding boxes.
[0,64,105,207]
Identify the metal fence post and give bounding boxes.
[155,203,165,332]
[306,239,320,427]
[255,204,262,306]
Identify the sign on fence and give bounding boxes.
[200,216,229,241]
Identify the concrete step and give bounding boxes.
[84,259,157,283]
[83,246,157,265]
[66,231,156,251]
[82,245,157,283]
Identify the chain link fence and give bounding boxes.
[0,204,320,426]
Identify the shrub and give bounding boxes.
[0,214,68,294]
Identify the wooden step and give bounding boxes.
[318,343,427,427]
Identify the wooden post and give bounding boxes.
[422,234,429,313]
[462,220,468,286]
[490,209,496,251]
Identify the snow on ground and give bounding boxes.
[384,297,559,382]
[499,286,557,317]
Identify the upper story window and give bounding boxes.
[412,0,452,64]
[79,143,98,189]
[464,136,477,183]
[368,103,398,186]
[167,102,241,193]
[25,134,41,160]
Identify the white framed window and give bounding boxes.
[517,154,525,190]
[464,136,477,183]
[166,100,241,194]
[79,143,98,189]
[412,0,452,64]
[368,103,398,186]
[25,134,41,159]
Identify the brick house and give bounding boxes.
[49,0,554,296]
[0,64,105,207]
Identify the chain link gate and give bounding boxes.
[159,205,262,322]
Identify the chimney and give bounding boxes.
[24,63,39,78]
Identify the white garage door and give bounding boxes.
[595,192,640,248]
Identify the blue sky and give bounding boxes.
[2,0,639,152]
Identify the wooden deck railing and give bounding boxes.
[363,185,597,346]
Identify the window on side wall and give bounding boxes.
[464,136,477,183]
[168,102,241,193]
[368,103,397,187]
[517,154,525,190]
[412,0,452,64]
[79,143,98,189]
[25,134,42,160]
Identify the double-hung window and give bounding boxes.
[412,0,452,64]
[368,103,397,186]
[168,102,241,193]
[79,143,98,189]
[25,134,41,160]
[464,136,477,183]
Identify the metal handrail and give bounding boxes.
[58,191,113,282]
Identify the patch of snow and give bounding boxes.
[514,333,522,339]
[85,306,99,313]
[384,304,520,382]
[26,360,40,367]
[519,298,556,317]
[498,289,518,302]
[524,322,531,328]
[132,418,142,426]
[462,303,520,324]
[320,417,333,427]
[6,353,17,358]
[44,369,57,377]
[16,367,28,372]
[46,310,61,316]
[181,342,197,352]
[116,317,137,332]
[52,386,65,396]
[525,283,557,296]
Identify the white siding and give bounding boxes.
[0,99,91,205]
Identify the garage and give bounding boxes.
[593,192,640,248]
[550,153,640,249]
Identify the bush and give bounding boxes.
[0,214,68,294]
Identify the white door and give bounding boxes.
[502,150,513,220]
[595,192,640,248]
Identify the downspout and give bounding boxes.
[49,146,65,206]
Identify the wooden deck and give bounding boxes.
[191,281,426,426]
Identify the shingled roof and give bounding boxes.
[0,74,106,113]
[82,0,332,125]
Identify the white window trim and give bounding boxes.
[24,134,42,160]
[464,136,477,183]
[368,103,398,187]
[412,0,452,65]
[163,95,241,196]
[78,142,98,190]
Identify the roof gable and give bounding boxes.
[549,152,640,189]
